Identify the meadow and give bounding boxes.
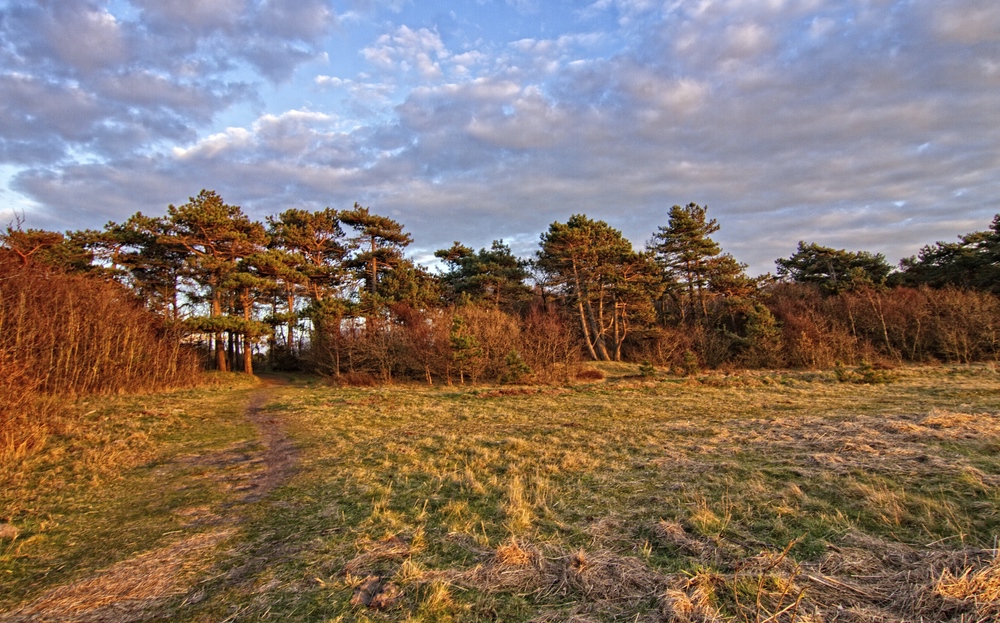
[1,364,998,622]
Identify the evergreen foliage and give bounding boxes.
[7,195,999,385]
[776,242,892,293]
[897,214,1000,293]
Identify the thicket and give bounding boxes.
[0,249,200,460]
[5,194,998,391]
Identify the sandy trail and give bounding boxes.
[0,380,296,623]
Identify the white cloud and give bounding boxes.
[4,0,999,278]
[362,26,449,79]
[172,127,254,159]
[466,86,570,149]
[623,72,709,115]
[724,22,771,58]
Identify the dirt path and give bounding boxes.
[1,380,296,623]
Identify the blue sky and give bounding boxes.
[1,0,997,275]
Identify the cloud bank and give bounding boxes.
[1,0,997,274]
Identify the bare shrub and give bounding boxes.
[622,325,694,367]
[393,304,452,384]
[520,306,580,383]
[0,253,200,458]
[454,304,520,382]
[335,371,378,387]
[926,287,1000,363]
[767,283,861,368]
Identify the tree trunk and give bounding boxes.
[286,292,296,354]
[575,298,599,360]
[212,287,227,371]
[571,261,600,360]
[370,236,378,295]
[584,295,610,360]
[242,288,254,375]
[243,335,253,375]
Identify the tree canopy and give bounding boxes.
[776,241,892,293]
[7,195,998,377]
[897,214,1000,293]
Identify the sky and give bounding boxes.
[0,0,997,275]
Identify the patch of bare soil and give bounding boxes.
[0,381,297,623]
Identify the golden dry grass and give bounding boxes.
[3,365,999,621]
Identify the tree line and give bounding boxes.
[3,192,999,385]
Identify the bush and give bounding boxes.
[681,350,700,376]
[336,371,378,387]
[576,368,605,381]
[0,252,200,458]
[501,350,532,384]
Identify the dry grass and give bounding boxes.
[575,368,606,381]
[0,529,233,623]
[0,375,261,616]
[3,365,999,621]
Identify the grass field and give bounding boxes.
[2,364,998,622]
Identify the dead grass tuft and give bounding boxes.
[0,523,18,540]
[661,571,725,623]
[335,371,379,387]
[575,368,605,381]
[495,538,534,567]
[350,575,404,610]
[653,520,710,558]
[463,543,666,613]
[935,551,1000,619]
[921,408,980,429]
[555,548,663,602]
[341,535,413,576]
[800,534,1000,622]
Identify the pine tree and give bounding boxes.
[164,190,267,372]
[435,240,530,309]
[103,214,188,321]
[650,203,726,320]
[537,215,658,361]
[340,204,412,304]
[897,214,1000,293]
[776,242,892,293]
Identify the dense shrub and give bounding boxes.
[0,253,201,456]
[305,301,581,385]
[765,283,1000,367]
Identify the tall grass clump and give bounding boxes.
[0,252,201,459]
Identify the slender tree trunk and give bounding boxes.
[585,295,610,361]
[370,236,378,295]
[866,289,895,359]
[212,287,227,371]
[571,261,600,360]
[612,297,621,361]
[244,335,253,375]
[286,292,296,354]
[242,288,254,375]
[576,298,599,360]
